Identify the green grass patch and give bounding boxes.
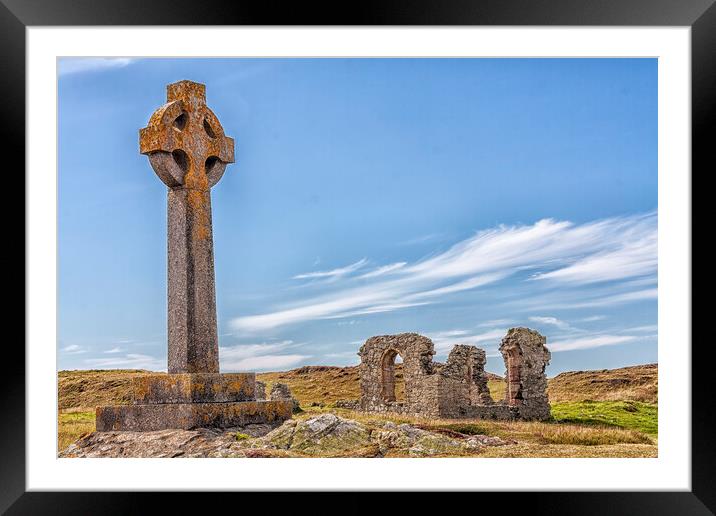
[550,401,657,435]
[59,411,95,423]
[58,410,96,451]
[234,433,251,441]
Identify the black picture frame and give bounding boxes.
[5,0,710,513]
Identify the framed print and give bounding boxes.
[6,0,711,512]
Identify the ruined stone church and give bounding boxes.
[358,327,551,420]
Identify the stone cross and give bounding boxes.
[140,80,235,374]
[96,81,291,433]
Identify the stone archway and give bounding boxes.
[503,347,523,406]
[380,348,405,402]
[498,327,551,419]
[358,333,435,413]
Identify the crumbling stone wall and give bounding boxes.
[499,327,551,420]
[442,345,495,406]
[270,382,301,413]
[358,333,435,415]
[358,328,551,421]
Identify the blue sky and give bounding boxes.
[58,57,657,376]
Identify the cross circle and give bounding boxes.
[140,80,235,190]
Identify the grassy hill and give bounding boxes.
[58,363,657,411]
[257,365,509,406]
[58,369,161,411]
[57,363,658,455]
[547,364,657,404]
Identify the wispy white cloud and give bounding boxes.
[104,347,123,354]
[219,340,295,361]
[61,344,86,355]
[549,335,637,352]
[398,233,442,246]
[232,212,657,332]
[624,324,658,333]
[218,340,308,372]
[359,262,407,278]
[83,353,164,371]
[293,258,368,280]
[223,354,308,372]
[231,272,497,332]
[429,328,507,352]
[563,288,657,309]
[581,315,606,322]
[58,58,136,76]
[506,285,657,313]
[430,329,469,338]
[529,316,571,330]
[530,213,656,284]
[477,318,513,327]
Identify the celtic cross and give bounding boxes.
[140,80,235,374]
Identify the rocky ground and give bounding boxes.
[60,413,513,458]
[58,366,658,458]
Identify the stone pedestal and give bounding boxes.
[96,373,293,432]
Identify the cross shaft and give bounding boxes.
[140,80,235,374]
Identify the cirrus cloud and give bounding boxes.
[232,211,657,332]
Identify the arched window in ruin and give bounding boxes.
[381,349,405,403]
[504,347,522,406]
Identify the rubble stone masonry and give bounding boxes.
[358,328,551,421]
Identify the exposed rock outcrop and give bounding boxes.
[60,413,512,458]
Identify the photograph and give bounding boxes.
[56,57,659,459]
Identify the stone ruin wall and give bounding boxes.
[358,328,551,421]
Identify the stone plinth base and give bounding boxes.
[95,372,294,432]
[96,400,293,432]
[132,373,256,404]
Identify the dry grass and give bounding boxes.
[57,364,658,458]
[547,364,658,403]
[301,406,656,457]
[534,424,651,446]
[59,364,656,410]
[258,364,657,406]
[257,365,504,406]
[258,365,379,406]
[58,369,159,411]
[56,405,657,458]
[58,410,95,451]
[308,406,654,445]
[476,442,657,458]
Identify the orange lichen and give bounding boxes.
[187,188,210,241]
[139,80,234,192]
[140,81,235,244]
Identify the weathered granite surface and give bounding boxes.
[132,373,256,404]
[358,328,551,421]
[96,400,292,432]
[140,80,234,374]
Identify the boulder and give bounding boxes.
[261,413,372,456]
[270,382,301,413]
